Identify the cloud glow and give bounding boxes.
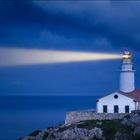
[0,47,121,67]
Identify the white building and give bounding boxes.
[96,51,140,113]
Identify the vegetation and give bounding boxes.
[58,125,72,132]
[28,130,41,137]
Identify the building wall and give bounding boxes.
[97,92,135,113]
[65,110,126,124]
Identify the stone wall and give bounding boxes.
[65,109,127,124]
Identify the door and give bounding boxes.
[114,105,119,113]
[125,105,129,113]
[103,105,107,113]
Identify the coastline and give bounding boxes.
[20,111,140,140]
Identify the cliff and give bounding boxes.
[19,111,140,140]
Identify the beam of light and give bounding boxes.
[0,47,121,67]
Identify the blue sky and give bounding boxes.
[0,0,140,96]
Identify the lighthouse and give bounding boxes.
[120,51,135,93]
[65,51,140,125]
[96,51,140,113]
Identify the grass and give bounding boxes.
[28,130,41,137]
[57,125,73,132]
[19,130,41,140]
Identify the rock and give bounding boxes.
[115,132,128,140]
[121,112,140,128]
[89,127,103,139]
[42,126,103,140]
[96,121,103,125]
[121,117,134,128]
[131,113,140,125]
[134,127,140,136]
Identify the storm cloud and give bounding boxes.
[1,0,140,96]
[0,0,140,51]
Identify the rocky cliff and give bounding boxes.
[19,111,140,140]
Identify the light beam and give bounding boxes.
[0,47,121,67]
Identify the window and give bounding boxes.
[125,105,129,113]
[103,105,107,113]
[114,95,118,99]
[114,105,119,113]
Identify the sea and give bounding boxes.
[0,96,98,140]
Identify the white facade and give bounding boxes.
[97,92,135,113]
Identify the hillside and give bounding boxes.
[20,111,140,140]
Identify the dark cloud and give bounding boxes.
[0,0,140,51]
[1,0,140,96]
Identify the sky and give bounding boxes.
[0,0,140,96]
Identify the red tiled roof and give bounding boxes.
[121,89,140,101]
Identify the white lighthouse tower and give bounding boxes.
[120,51,135,93]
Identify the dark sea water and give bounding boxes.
[0,96,97,140]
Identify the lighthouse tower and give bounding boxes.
[120,51,135,93]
